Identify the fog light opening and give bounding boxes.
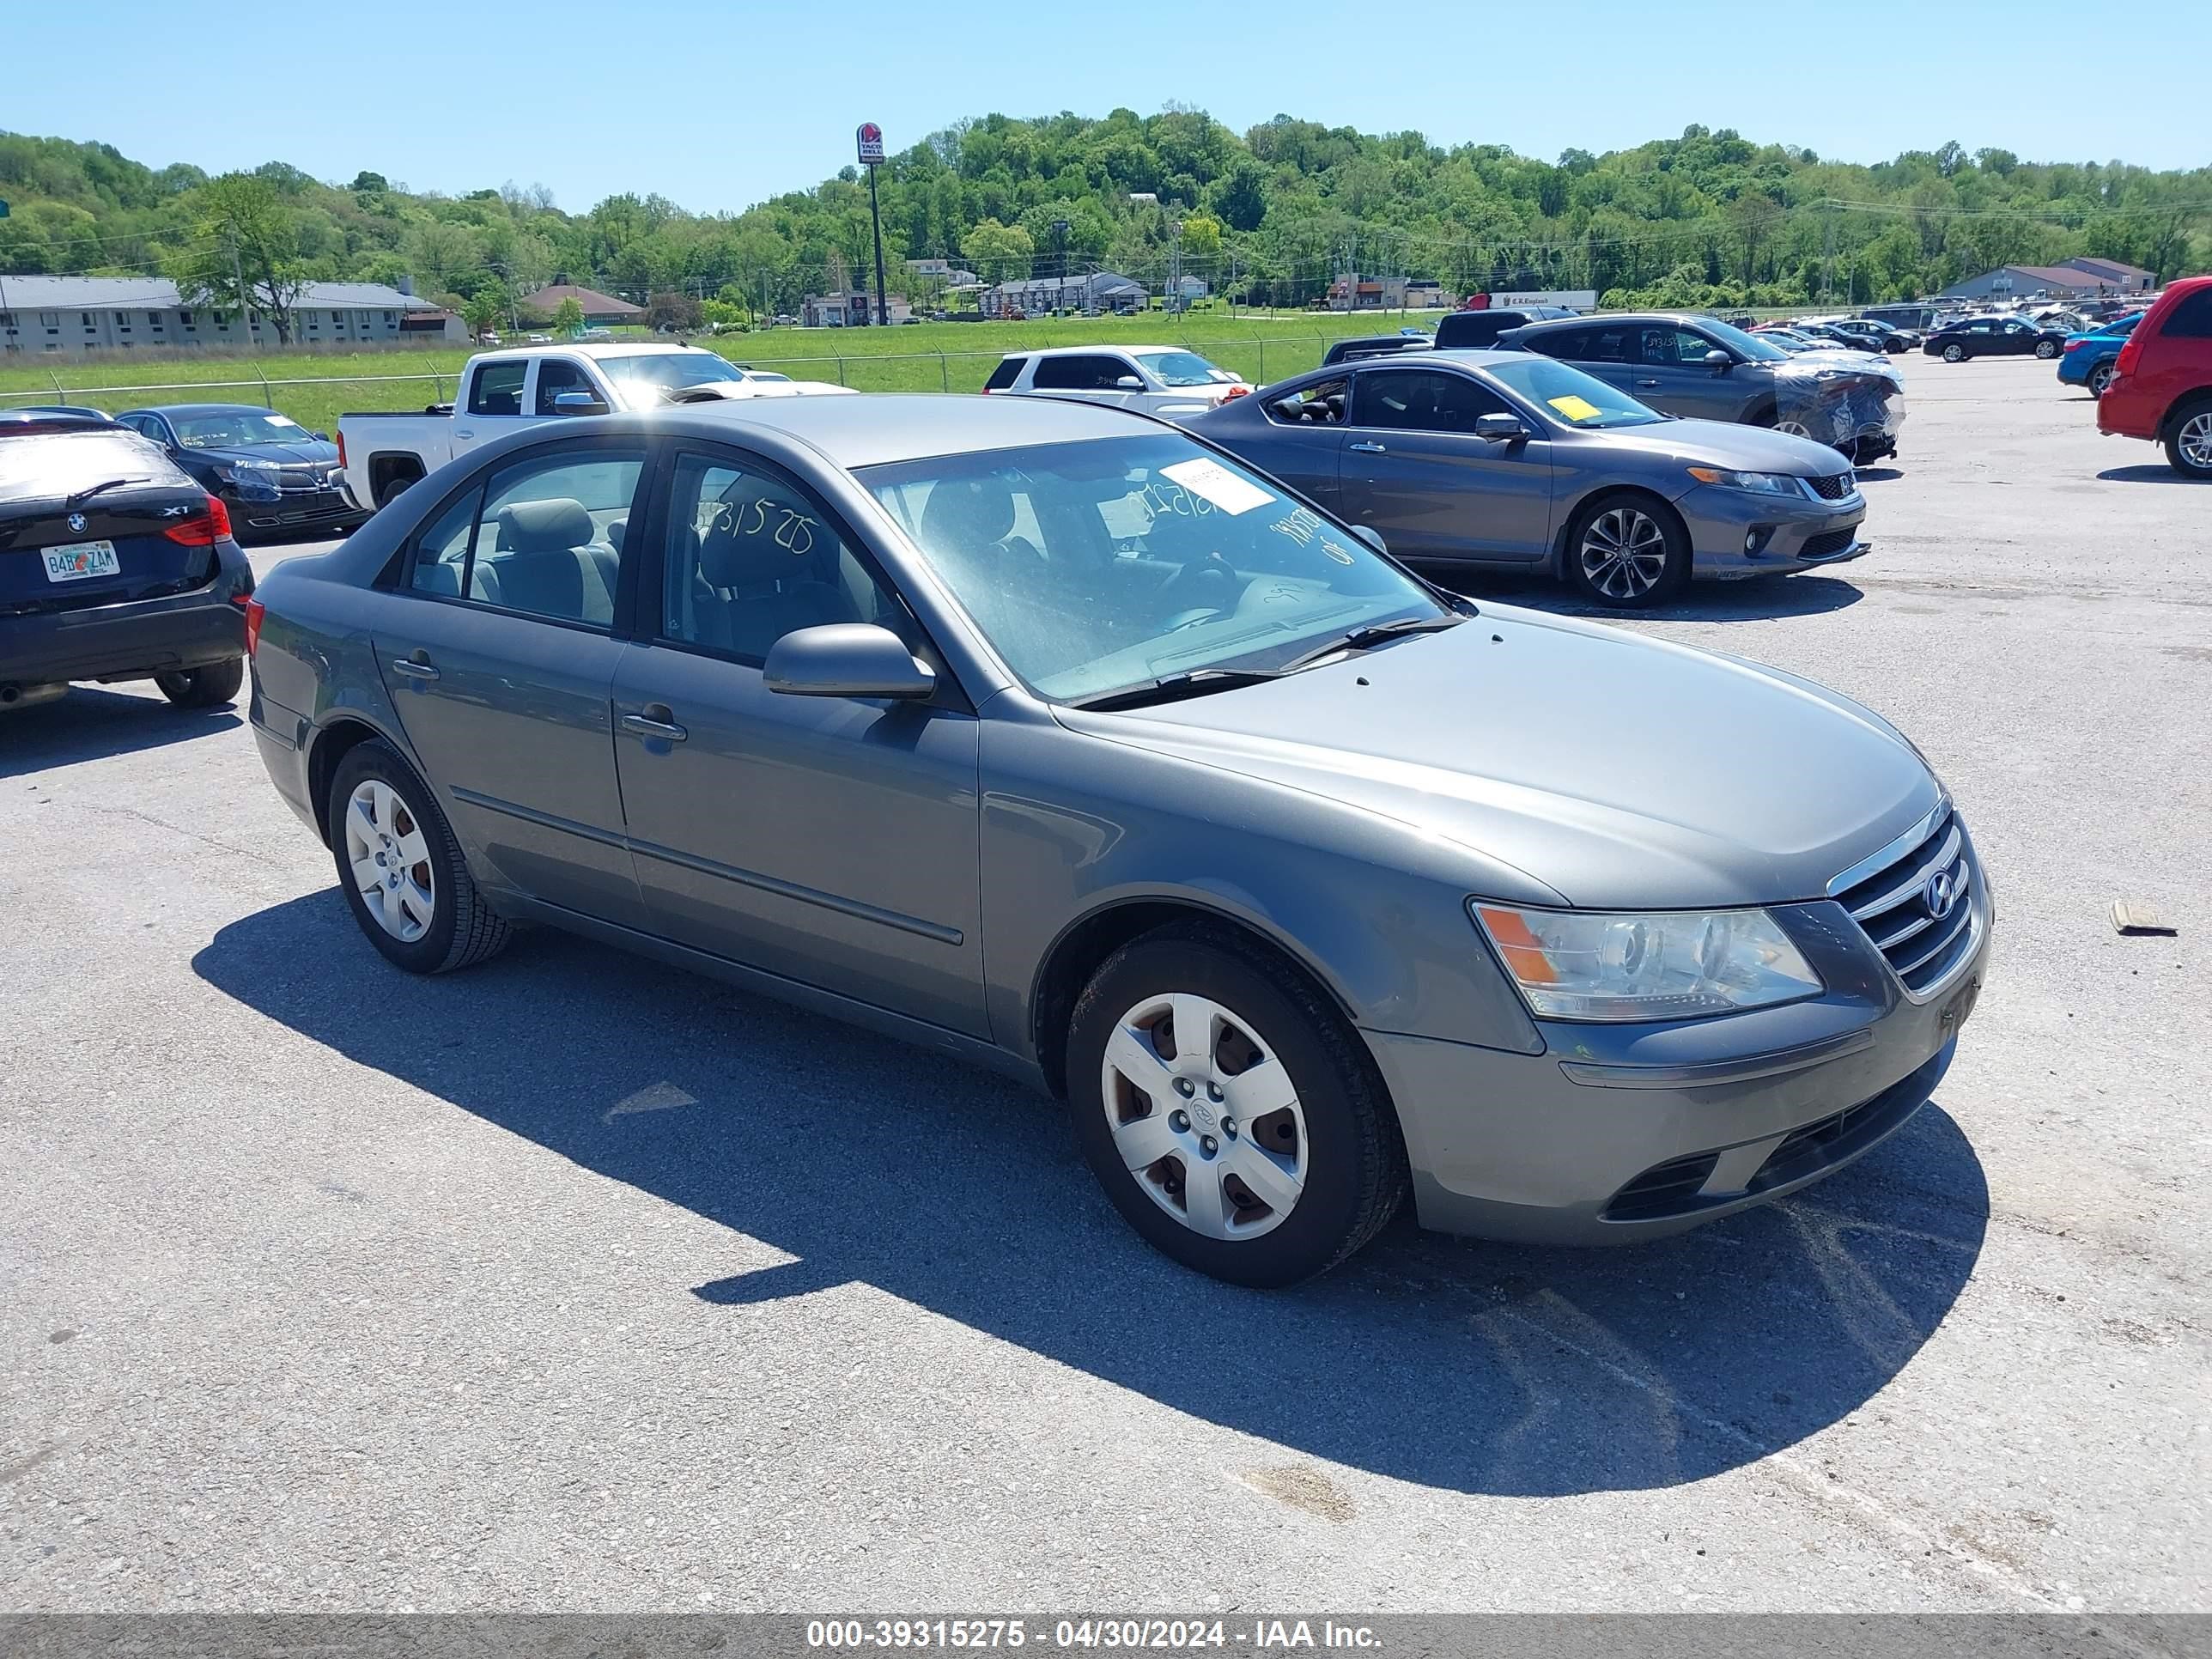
[1745,525,1776,556]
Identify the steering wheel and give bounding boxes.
[1160,607,1225,633]
[1156,557,1242,621]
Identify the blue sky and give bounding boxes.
[9,1,2209,215]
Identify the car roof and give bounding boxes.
[472,342,712,363]
[129,402,286,416]
[1008,344,1188,360]
[654,392,1153,468]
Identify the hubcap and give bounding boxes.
[2179,413,2212,472]
[343,779,436,943]
[1578,507,1669,600]
[1099,993,1307,1241]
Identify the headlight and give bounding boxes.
[1470,902,1824,1022]
[1686,466,1806,497]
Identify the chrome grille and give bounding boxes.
[1832,810,1977,998]
[1806,472,1854,501]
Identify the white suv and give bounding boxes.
[984,345,1253,415]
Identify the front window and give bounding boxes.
[1692,317,1789,362]
[596,351,745,408]
[1131,349,1234,388]
[170,410,313,447]
[860,434,1444,705]
[1483,357,1668,429]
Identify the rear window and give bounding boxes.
[0,428,185,504]
[2158,288,2212,340]
[1032,355,1130,391]
[984,356,1027,392]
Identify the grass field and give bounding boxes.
[0,309,1444,434]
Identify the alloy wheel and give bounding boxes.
[2089,364,2116,398]
[344,779,437,943]
[1098,992,1307,1241]
[1578,507,1670,601]
[1772,418,1814,440]
[1942,344,1965,362]
[2180,412,2212,474]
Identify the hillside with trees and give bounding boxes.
[3,114,2205,330]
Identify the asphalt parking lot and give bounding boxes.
[3,353,2206,1613]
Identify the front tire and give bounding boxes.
[1941,343,1966,363]
[1565,493,1688,610]
[328,739,512,974]
[2166,400,2212,480]
[154,659,244,708]
[1066,925,1407,1287]
[2034,338,2060,360]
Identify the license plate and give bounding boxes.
[42,540,119,583]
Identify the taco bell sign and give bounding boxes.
[856,123,885,167]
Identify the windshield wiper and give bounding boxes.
[61,477,155,509]
[1279,614,1465,673]
[1066,667,1289,712]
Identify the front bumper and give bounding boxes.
[0,544,252,690]
[1364,865,1992,1246]
[222,483,370,533]
[1680,483,1869,580]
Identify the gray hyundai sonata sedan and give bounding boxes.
[245,394,1990,1286]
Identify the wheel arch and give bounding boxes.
[2159,389,2212,440]
[366,452,427,506]
[1028,895,1377,1105]
[306,714,411,847]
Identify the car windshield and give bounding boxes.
[171,410,313,447]
[0,429,175,502]
[1133,350,1233,388]
[1698,317,1790,362]
[599,353,745,406]
[1482,357,1668,429]
[860,434,1445,704]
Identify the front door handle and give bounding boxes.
[620,704,688,742]
[453,428,475,440]
[1634,378,1662,387]
[1348,441,1387,453]
[389,655,439,682]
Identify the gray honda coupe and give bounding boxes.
[244,394,1988,1285]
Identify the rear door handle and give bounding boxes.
[620,704,688,742]
[1634,378,1662,387]
[1348,441,1387,453]
[389,656,439,682]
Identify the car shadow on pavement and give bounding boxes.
[2097,465,2203,485]
[1433,571,1865,624]
[194,893,1987,1499]
[0,687,240,781]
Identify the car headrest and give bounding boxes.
[496,497,592,554]
[918,474,1018,552]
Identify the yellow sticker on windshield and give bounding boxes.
[1547,394,1602,422]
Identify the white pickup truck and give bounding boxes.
[337,343,851,508]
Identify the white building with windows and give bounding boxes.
[0,276,464,356]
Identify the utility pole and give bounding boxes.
[1168,214,1183,313]
[228,227,253,346]
[1822,204,1837,307]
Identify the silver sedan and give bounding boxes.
[245,394,1986,1285]
[1188,350,1869,607]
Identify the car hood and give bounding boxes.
[1057,605,1940,911]
[185,440,339,468]
[1570,417,1853,475]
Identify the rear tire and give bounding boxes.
[1565,492,1689,610]
[2087,362,2117,399]
[327,739,512,975]
[154,659,244,708]
[1066,924,1407,1287]
[2165,400,2212,480]
[373,471,420,509]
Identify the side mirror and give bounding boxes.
[1474,412,1529,443]
[312,430,331,442]
[1350,525,1389,556]
[1115,375,1146,391]
[1704,349,1734,372]
[551,391,609,416]
[764,623,936,701]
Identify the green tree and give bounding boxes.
[641,289,702,331]
[550,295,586,336]
[462,282,509,338]
[960,217,1034,282]
[167,173,313,343]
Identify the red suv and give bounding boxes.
[2097,276,2212,477]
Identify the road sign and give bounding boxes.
[855,124,884,167]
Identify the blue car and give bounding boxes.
[2057,313,2143,399]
